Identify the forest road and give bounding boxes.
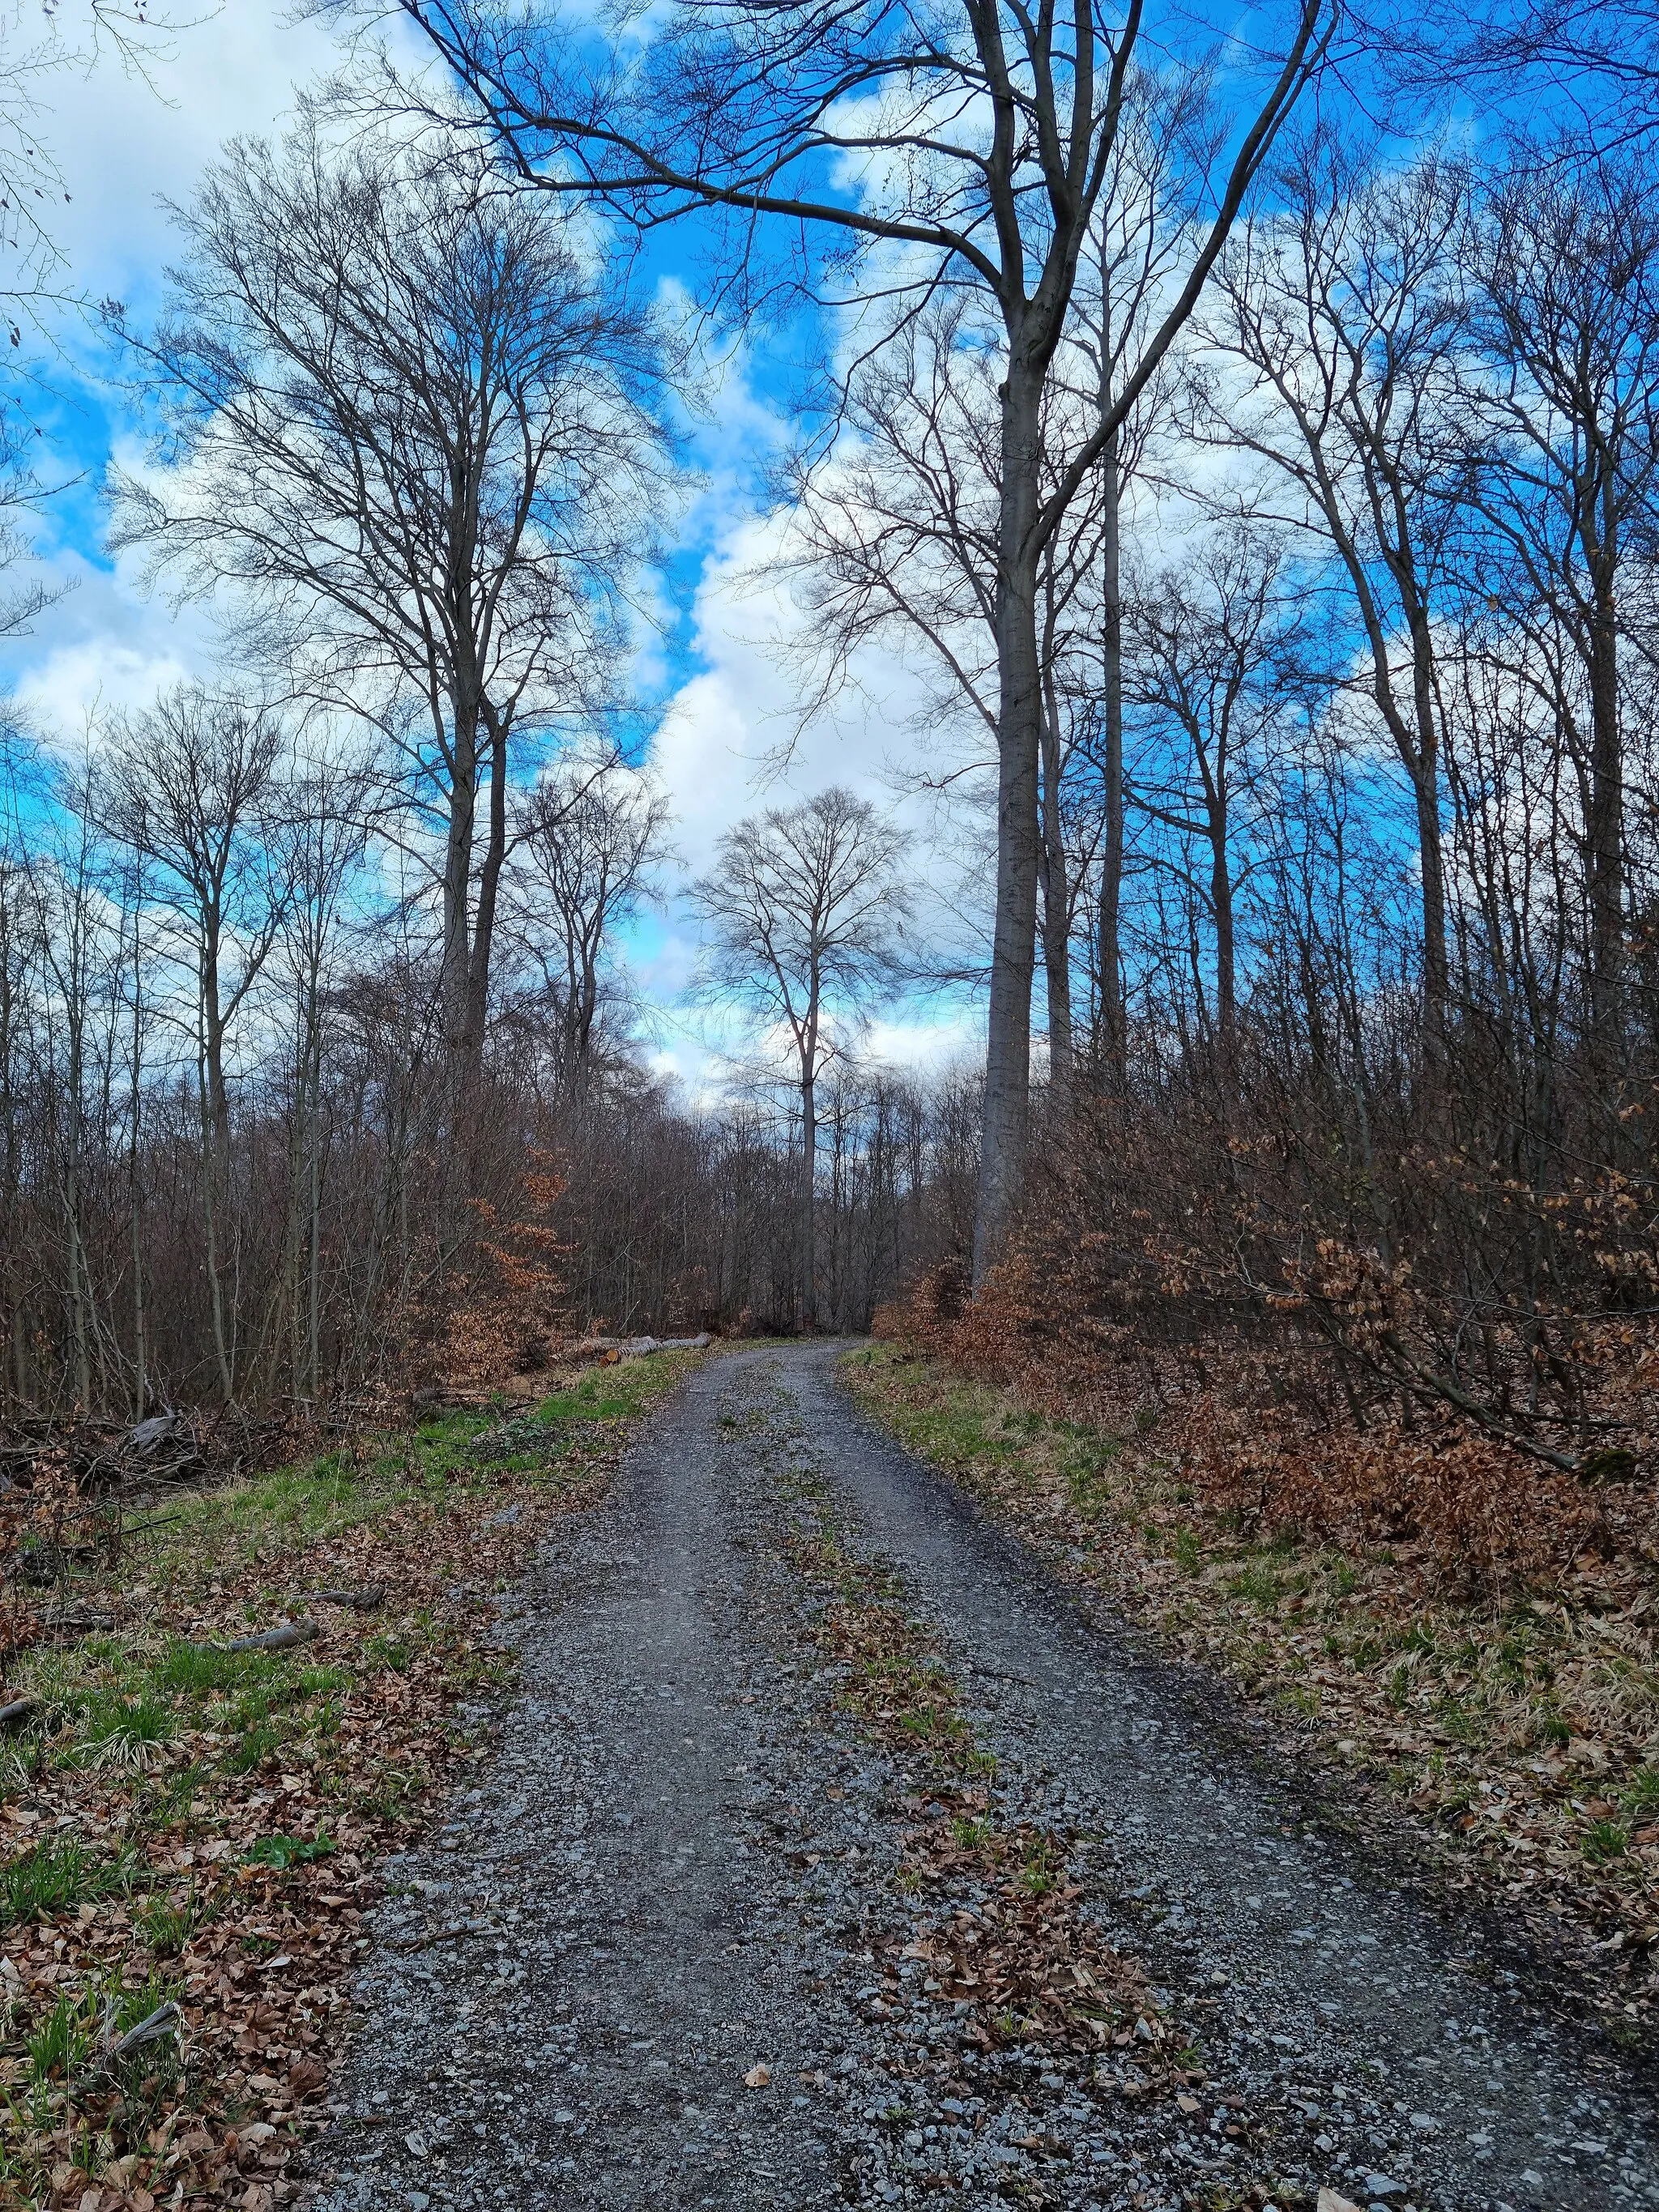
[305,1342,1657,2212]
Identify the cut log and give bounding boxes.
[128,1412,182,1454]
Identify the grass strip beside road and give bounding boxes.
[841,1341,1659,2043]
[0,1351,698,2212]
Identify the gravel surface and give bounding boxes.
[304,1344,1658,2212]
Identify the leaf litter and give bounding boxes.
[0,1353,700,2211]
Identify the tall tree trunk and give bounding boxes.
[127,921,147,1420]
[974,364,1044,1285]
[1098,420,1126,1079]
[1404,600,1449,1040]
[200,956,236,1405]
[441,704,480,1055]
[1210,831,1236,1057]
[801,1058,818,1331]
[1039,654,1074,1081]
[465,705,511,1060]
[308,1018,322,1402]
[1585,524,1623,1089]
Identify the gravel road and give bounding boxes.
[305,1343,1657,2212]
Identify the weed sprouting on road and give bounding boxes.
[773,1456,1226,2163]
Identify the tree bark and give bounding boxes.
[1038,599,1074,1083]
[464,704,512,1063]
[800,1063,817,1331]
[1585,474,1624,1081]
[1210,829,1236,1055]
[974,362,1045,1285]
[1098,420,1126,1077]
[441,703,480,1056]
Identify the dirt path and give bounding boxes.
[306,1345,1657,2212]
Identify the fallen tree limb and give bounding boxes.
[192,1619,318,1655]
[96,1999,181,2071]
[298,1585,386,1611]
[0,1696,38,1731]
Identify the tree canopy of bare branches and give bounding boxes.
[113,120,674,1067]
[691,788,912,1328]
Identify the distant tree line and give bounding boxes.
[0,707,973,1409]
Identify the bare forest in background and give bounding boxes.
[0,0,1657,1603]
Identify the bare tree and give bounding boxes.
[360,0,1336,1278]
[0,2,189,329]
[783,305,1102,1079]
[1461,142,1659,1087]
[690,789,912,1328]
[506,755,670,1092]
[1124,527,1303,1056]
[98,689,289,1404]
[267,744,371,1403]
[113,121,672,1070]
[1202,135,1471,1039]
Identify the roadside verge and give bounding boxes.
[841,1340,1659,2046]
[0,1350,700,2212]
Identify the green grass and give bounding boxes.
[241,1830,335,1870]
[25,1992,98,2084]
[111,1370,667,1597]
[23,1973,184,2094]
[1015,1833,1061,1898]
[1170,1525,1204,1575]
[1227,1561,1284,1609]
[1584,1818,1631,1863]
[0,1837,133,1930]
[135,1882,207,1956]
[62,1692,176,1771]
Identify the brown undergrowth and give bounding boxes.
[783,1522,1196,2084]
[0,1352,699,2211]
[843,1337,1659,2039]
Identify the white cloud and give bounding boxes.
[2,16,993,1095]
[50,6,376,313]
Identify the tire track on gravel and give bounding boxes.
[304,1344,1657,2212]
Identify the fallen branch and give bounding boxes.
[192,1620,318,1655]
[96,1999,181,2072]
[0,1695,37,1731]
[40,1605,117,1635]
[298,1584,386,1611]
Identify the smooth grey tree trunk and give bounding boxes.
[1098,420,1126,1075]
[974,362,1046,1285]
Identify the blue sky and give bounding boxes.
[2,0,985,1096]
